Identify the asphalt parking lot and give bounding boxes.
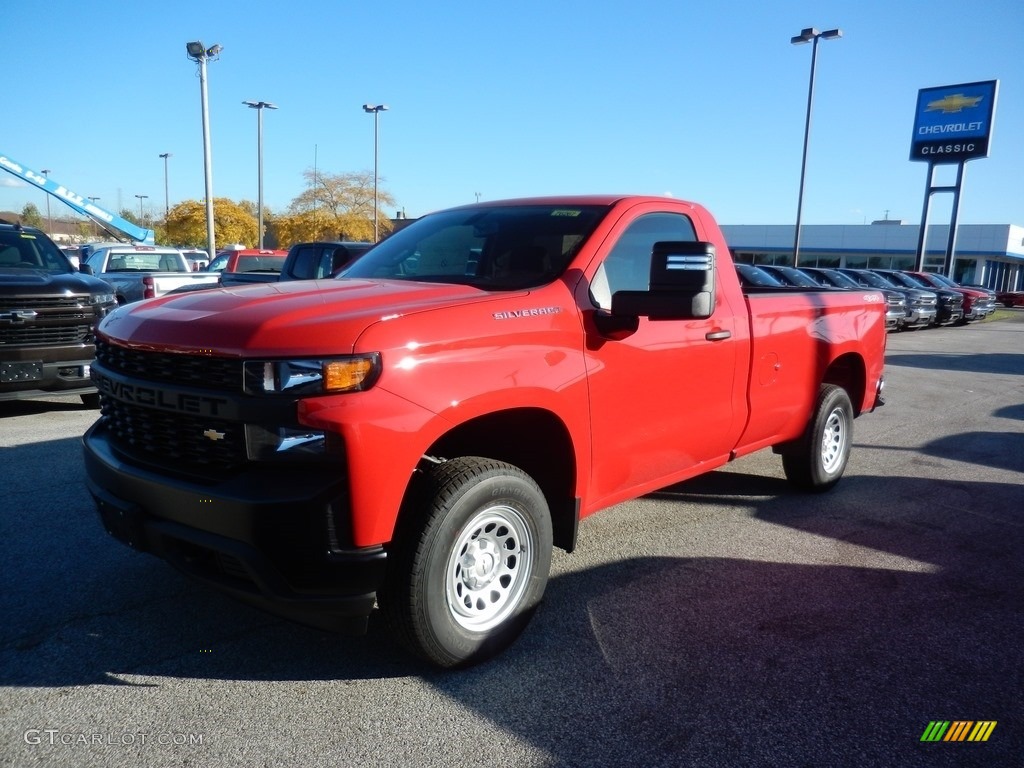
[2,312,1022,768]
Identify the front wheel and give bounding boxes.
[382,457,553,668]
[781,384,853,492]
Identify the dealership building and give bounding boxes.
[722,221,1024,291]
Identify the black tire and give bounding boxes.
[381,457,553,668]
[80,393,100,408]
[781,384,853,493]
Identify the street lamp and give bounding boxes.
[135,194,149,224]
[790,26,842,267]
[159,153,171,218]
[186,41,222,259]
[243,101,277,248]
[362,103,388,242]
[40,168,52,236]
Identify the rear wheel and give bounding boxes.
[781,384,853,492]
[382,457,553,668]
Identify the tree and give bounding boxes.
[164,198,259,249]
[20,203,44,228]
[287,169,395,244]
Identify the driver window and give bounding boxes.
[590,213,697,309]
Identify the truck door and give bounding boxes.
[582,210,745,506]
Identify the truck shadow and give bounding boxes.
[3,436,1022,765]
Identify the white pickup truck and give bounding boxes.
[80,244,220,304]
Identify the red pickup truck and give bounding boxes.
[83,196,886,667]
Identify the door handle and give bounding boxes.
[705,330,732,341]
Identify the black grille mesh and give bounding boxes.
[100,397,245,468]
[96,339,241,390]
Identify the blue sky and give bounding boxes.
[2,0,1021,228]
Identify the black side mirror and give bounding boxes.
[611,241,715,320]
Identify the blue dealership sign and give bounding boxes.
[909,80,998,163]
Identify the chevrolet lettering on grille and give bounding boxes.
[94,370,230,417]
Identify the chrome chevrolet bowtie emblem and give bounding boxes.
[203,429,226,441]
[0,309,38,323]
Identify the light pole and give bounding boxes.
[87,197,100,238]
[243,101,277,248]
[40,168,52,236]
[159,153,171,218]
[135,194,149,224]
[186,41,222,259]
[362,103,388,242]
[790,26,842,266]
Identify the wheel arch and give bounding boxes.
[401,407,580,553]
[822,352,867,416]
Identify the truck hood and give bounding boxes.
[96,278,507,356]
[0,269,111,295]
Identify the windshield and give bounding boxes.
[844,269,898,290]
[340,204,609,289]
[884,271,928,289]
[817,269,860,289]
[0,229,73,273]
[736,264,784,287]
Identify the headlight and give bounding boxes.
[243,354,382,396]
[89,293,116,305]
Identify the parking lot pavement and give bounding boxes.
[2,315,1022,767]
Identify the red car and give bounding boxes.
[996,290,1024,307]
[907,271,996,321]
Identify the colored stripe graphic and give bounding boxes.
[968,722,997,742]
[920,721,996,742]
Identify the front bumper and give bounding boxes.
[0,357,96,402]
[83,420,387,633]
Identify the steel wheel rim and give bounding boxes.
[445,505,533,632]
[820,407,848,473]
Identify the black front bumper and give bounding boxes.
[83,420,387,634]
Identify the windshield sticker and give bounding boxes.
[550,210,582,217]
[19,234,37,239]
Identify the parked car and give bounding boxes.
[801,267,906,331]
[838,268,937,329]
[283,241,376,280]
[995,290,1024,307]
[83,194,888,667]
[735,263,785,288]
[873,270,963,326]
[907,271,996,322]
[757,265,825,288]
[179,248,210,272]
[79,244,220,303]
[0,222,116,407]
[214,249,290,287]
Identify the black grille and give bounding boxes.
[0,325,90,345]
[0,294,95,347]
[0,295,88,310]
[96,339,242,391]
[101,397,247,468]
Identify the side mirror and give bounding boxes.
[610,241,715,320]
[80,264,94,276]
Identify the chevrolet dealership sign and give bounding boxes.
[910,80,998,163]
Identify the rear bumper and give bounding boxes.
[83,420,387,633]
